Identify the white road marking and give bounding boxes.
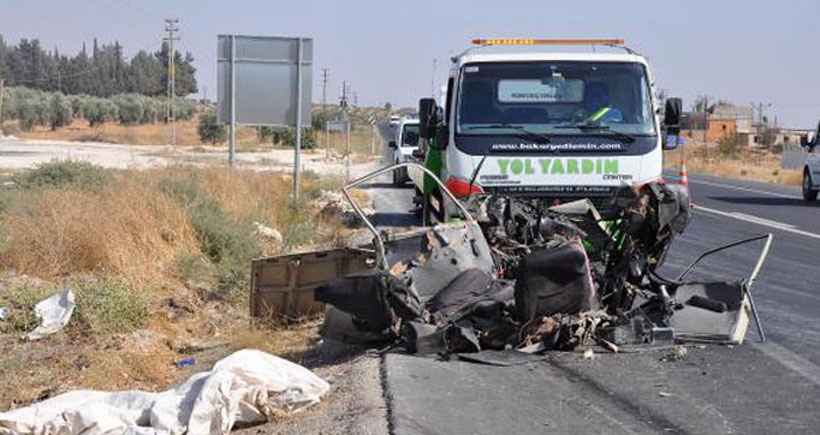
[665,174,801,199]
[752,341,820,387]
[694,205,820,241]
[730,212,795,230]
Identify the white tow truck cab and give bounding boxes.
[410,38,682,220]
[800,121,820,202]
[388,117,421,185]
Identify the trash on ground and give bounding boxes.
[0,306,8,322]
[24,289,75,341]
[175,356,196,368]
[250,163,774,360]
[0,349,330,435]
[254,221,284,246]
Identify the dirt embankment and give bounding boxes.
[663,135,801,187]
[0,160,380,433]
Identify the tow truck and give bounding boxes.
[408,38,683,222]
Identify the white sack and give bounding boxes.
[0,349,330,435]
[24,289,75,341]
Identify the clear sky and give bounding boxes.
[1,0,818,127]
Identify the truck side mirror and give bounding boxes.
[801,136,810,147]
[419,98,438,140]
[388,141,397,149]
[664,97,683,136]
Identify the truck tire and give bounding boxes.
[422,192,435,226]
[803,170,818,202]
[392,162,403,187]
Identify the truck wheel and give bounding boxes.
[803,171,818,202]
[422,192,435,226]
[392,164,402,187]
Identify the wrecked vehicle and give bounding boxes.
[250,163,771,357]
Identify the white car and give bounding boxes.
[801,122,820,202]
[388,118,420,186]
[389,115,401,127]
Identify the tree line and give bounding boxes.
[0,35,197,97]
[1,86,197,131]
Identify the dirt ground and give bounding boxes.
[0,135,379,178]
[233,340,388,435]
[0,132,388,432]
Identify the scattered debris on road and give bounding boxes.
[251,163,773,360]
[23,289,75,341]
[0,349,330,435]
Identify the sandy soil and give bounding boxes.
[0,135,379,178]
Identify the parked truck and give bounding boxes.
[800,121,820,202]
[408,38,683,222]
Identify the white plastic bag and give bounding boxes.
[0,349,330,435]
[24,289,75,341]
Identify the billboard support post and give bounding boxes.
[229,35,236,166]
[294,38,303,201]
[217,35,312,184]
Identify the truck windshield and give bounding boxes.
[401,124,420,147]
[457,61,656,137]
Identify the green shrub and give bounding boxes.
[198,110,226,144]
[275,126,316,149]
[12,160,110,192]
[72,277,147,336]
[12,88,42,131]
[190,198,258,264]
[282,222,314,247]
[113,94,145,125]
[70,95,86,118]
[717,134,742,158]
[84,97,118,127]
[159,175,201,205]
[48,93,74,130]
[174,252,212,283]
[160,173,259,303]
[175,99,197,121]
[0,284,59,333]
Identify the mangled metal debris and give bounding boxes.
[252,163,773,358]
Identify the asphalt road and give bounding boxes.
[368,125,820,434]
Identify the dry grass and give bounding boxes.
[315,126,381,157]
[1,172,198,281]
[0,162,367,410]
[14,117,381,157]
[13,117,259,147]
[664,134,802,187]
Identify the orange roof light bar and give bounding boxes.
[472,38,625,46]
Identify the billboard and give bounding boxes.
[217,35,312,126]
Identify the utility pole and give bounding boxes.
[164,18,179,149]
[322,68,329,159]
[0,79,5,126]
[340,81,350,181]
[702,95,709,160]
[431,58,437,97]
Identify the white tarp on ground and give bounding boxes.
[24,289,75,341]
[0,349,330,435]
